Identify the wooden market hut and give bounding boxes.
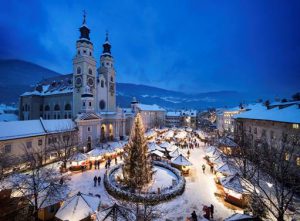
[69,153,88,171]
[171,154,193,174]
[218,137,239,155]
[97,203,136,221]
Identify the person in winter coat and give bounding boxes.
[210,204,214,219]
[191,211,197,221]
[93,176,97,187]
[97,176,101,185]
[202,164,206,173]
[94,160,97,169]
[97,160,100,169]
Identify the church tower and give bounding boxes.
[73,13,97,117]
[96,33,116,112]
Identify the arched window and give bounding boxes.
[45,105,50,111]
[77,67,81,74]
[65,104,71,111]
[54,104,60,111]
[88,68,92,75]
[99,100,105,110]
[101,80,104,88]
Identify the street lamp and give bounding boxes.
[83,146,86,154]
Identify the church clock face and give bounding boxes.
[87,77,94,88]
[75,76,82,88]
[109,82,114,95]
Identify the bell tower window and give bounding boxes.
[77,67,81,74]
[89,68,92,75]
[101,80,104,88]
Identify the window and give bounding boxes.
[78,50,80,55]
[4,144,11,153]
[77,67,81,74]
[102,62,104,66]
[83,50,86,54]
[63,135,69,142]
[26,141,32,149]
[38,139,43,146]
[54,104,60,111]
[297,157,300,166]
[89,68,92,75]
[293,124,299,129]
[111,76,113,82]
[57,114,60,119]
[83,102,85,107]
[89,52,92,56]
[99,100,106,110]
[106,62,109,66]
[65,104,71,111]
[285,152,290,161]
[64,114,67,119]
[39,105,43,112]
[88,127,90,132]
[68,113,71,119]
[101,80,104,88]
[45,105,50,111]
[89,102,91,107]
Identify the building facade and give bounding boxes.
[165,110,197,128]
[216,107,245,134]
[19,15,126,147]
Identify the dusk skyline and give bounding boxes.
[0,0,299,96]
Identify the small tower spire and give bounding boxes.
[82,10,87,25]
[102,32,111,56]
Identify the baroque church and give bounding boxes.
[19,14,128,149]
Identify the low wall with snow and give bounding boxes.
[104,161,186,204]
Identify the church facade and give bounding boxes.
[19,15,127,150]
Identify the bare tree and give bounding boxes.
[9,144,69,221]
[47,129,79,170]
[233,132,300,220]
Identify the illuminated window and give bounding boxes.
[293,124,299,129]
[285,152,290,161]
[297,157,300,166]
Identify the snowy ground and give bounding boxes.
[67,144,239,220]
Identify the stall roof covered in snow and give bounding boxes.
[172,154,192,166]
[136,103,165,112]
[234,104,300,124]
[0,118,77,141]
[220,174,249,194]
[224,213,255,221]
[218,137,238,148]
[97,203,136,221]
[69,153,88,162]
[151,150,165,158]
[55,192,100,221]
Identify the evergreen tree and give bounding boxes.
[122,113,153,190]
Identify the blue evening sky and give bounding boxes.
[0,0,299,96]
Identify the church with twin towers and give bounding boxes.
[19,14,130,149]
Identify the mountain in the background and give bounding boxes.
[0,59,61,103]
[0,59,256,109]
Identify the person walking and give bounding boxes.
[115,157,118,165]
[97,160,100,169]
[89,161,92,170]
[94,160,97,169]
[191,210,197,221]
[93,176,97,187]
[210,204,214,219]
[202,164,206,174]
[97,176,101,186]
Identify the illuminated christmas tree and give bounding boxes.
[122,113,153,189]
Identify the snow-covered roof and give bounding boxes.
[169,148,185,158]
[159,141,172,149]
[87,148,107,158]
[0,119,77,141]
[148,142,165,152]
[218,137,238,148]
[55,192,101,221]
[220,174,249,194]
[166,111,181,117]
[216,163,238,176]
[97,203,136,221]
[136,103,165,112]
[234,104,300,124]
[69,153,88,162]
[163,130,174,138]
[21,74,73,97]
[174,131,187,139]
[224,213,254,221]
[171,154,192,166]
[41,119,76,133]
[145,129,156,138]
[0,113,18,122]
[151,150,165,157]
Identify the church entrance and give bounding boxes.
[87,137,92,151]
[109,124,114,141]
[101,125,106,142]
